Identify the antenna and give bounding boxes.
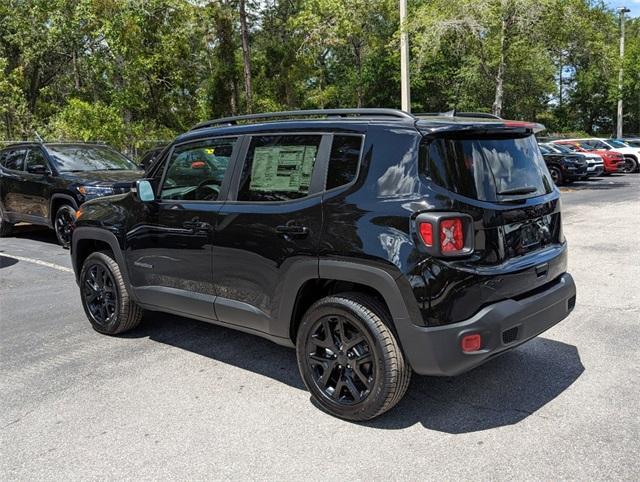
[34,131,45,143]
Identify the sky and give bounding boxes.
[606,0,640,18]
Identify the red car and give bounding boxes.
[553,140,625,174]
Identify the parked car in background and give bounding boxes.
[541,142,603,178]
[619,137,640,148]
[564,138,638,173]
[552,140,625,175]
[138,144,167,171]
[70,109,576,421]
[538,144,588,185]
[0,143,143,247]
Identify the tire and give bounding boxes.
[549,166,563,185]
[621,156,638,174]
[0,209,13,237]
[79,251,143,335]
[296,293,411,421]
[54,204,76,248]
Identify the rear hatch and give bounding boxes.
[417,127,567,324]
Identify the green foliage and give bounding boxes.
[1,0,639,149]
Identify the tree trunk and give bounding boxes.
[492,16,507,117]
[239,0,253,113]
[72,51,81,90]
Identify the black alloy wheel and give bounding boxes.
[296,293,411,421]
[549,166,562,185]
[79,251,142,334]
[54,205,76,248]
[305,315,374,405]
[82,262,118,328]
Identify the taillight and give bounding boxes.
[419,222,433,246]
[415,213,473,257]
[440,218,464,252]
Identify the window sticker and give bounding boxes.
[249,145,317,192]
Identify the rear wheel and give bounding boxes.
[549,166,563,185]
[54,204,76,248]
[621,156,638,174]
[80,251,142,335]
[296,293,411,421]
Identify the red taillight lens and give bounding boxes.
[461,334,482,352]
[440,218,464,252]
[419,222,433,246]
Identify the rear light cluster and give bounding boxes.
[416,213,473,257]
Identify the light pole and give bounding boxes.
[400,0,411,112]
[617,6,630,138]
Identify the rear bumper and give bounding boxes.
[398,273,576,376]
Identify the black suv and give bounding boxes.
[70,109,576,421]
[538,143,588,185]
[0,143,142,246]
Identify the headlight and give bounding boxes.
[77,185,114,197]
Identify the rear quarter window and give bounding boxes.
[326,135,363,190]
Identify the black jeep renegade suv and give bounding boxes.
[70,109,576,421]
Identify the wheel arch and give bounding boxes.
[285,259,417,345]
[72,227,131,291]
[50,193,79,226]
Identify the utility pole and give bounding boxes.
[400,0,411,113]
[617,6,630,138]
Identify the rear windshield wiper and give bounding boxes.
[497,186,538,196]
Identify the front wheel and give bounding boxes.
[621,157,638,174]
[549,166,563,185]
[54,205,76,248]
[80,251,143,335]
[296,293,411,421]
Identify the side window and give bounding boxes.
[160,137,237,201]
[1,148,26,171]
[326,135,362,190]
[237,135,322,202]
[25,148,49,171]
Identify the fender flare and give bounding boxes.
[71,227,132,292]
[49,194,79,224]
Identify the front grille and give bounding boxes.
[502,326,519,344]
[568,295,576,311]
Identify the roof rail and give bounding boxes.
[415,111,502,120]
[190,108,415,131]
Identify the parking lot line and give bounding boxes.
[0,253,73,273]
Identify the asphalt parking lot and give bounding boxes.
[1,174,639,480]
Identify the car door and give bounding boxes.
[0,147,28,220]
[125,136,239,320]
[22,147,53,221]
[212,133,328,337]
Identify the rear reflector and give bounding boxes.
[440,218,464,252]
[419,222,433,246]
[461,334,482,352]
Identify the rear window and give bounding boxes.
[421,134,553,202]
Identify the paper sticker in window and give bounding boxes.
[249,145,317,193]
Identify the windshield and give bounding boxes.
[421,134,553,201]
[538,144,551,154]
[607,139,628,148]
[47,145,136,172]
[550,143,571,153]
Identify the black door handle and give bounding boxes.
[276,225,309,237]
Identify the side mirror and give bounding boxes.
[27,164,48,175]
[136,179,155,202]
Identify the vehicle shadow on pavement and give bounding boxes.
[367,337,584,433]
[0,255,19,268]
[560,175,630,191]
[126,313,583,433]
[6,224,59,245]
[123,311,306,390]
